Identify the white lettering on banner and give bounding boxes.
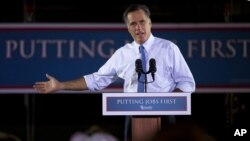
[116,99,144,105]
[6,40,18,58]
[5,39,249,59]
[78,40,95,58]
[187,39,250,58]
[145,99,159,105]
[5,39,117,59]
[239,39,250,58]
[160,98,176,104]
[98,40,115,58]
[116,98,177,105]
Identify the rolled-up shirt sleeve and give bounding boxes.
[84,72,118,91]
[84,51,120,91]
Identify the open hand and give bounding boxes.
[33,74,61,94]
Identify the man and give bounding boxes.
[33,4,196,141]
[33,4,195,94]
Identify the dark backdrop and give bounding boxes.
[1,0,250,23]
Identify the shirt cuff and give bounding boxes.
[176,82,195,93]
[84,74,96,91]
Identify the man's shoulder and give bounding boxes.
[154,36,177,48]
[111,43,134,56]
[117,43,134,50]
[154,36,175,44]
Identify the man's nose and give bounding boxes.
[135,23,142,30]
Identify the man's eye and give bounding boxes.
[131,23,137,26]
[140,21,146,25]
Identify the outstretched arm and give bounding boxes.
[33,74,88,94]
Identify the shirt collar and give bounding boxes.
[133,34,155,53]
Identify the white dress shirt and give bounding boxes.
[84,34,195,93]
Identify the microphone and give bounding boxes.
[149,58,156,81]
[135,59,142,80]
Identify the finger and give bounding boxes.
[37,89,47,94]
[33,84,45,89]
[34,86,49,94]
[35,82,47,85]
[33,83,46,88]
[41,87,53,94]
[33,85,45,89]
[34,87,44,93]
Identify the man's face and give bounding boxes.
[126,9,152,45]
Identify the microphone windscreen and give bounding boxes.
[149,58,156,73]
[135,59,142,73]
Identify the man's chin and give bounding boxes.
[136,36,145,42]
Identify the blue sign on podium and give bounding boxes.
[102,93,191,115]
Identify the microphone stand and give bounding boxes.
[136,58,156,93]
[139,71,154,93]
[144,74,147,93]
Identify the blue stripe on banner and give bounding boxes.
[0,24,250,89]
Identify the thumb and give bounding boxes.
[46,73,54,80]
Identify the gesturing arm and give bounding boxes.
[33,74,88,94]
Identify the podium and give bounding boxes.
[102,93,191,141]
[131,116,161,141]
